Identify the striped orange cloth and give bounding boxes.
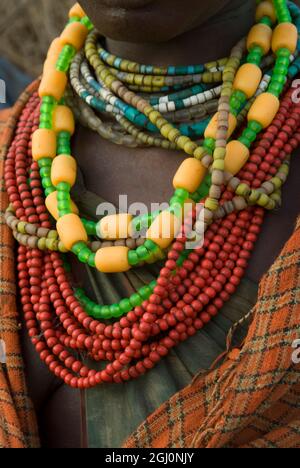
[0,83,40,448]
[124,218,300,448]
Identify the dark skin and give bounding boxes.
[22,0,300,448]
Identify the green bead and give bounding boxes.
[174,188,189,200]
[136,245,149,261]
[72,242,86,255]
[100,306,111,319]
[144,240,159,253]
[39,122,52,130]
[78,247,91,263]
[238,136,251,149]
[130,293,143,308]
[42,96,56,106]
[110,304,122,318]
[120,299,132,314]
[57,182,71,192]
[128,250,140,266]
[248,120,263,134]
[38,158,52,168]
[40,167,51,178]
[139,286,152,300]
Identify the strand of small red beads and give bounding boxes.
[5,82,300,389]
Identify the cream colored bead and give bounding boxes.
[146,211,181,249]
[272,22,298,54]
[233,63,262,99]
[51,155,77,187]
[53,106,75,135]
[173,158,207,193]
[39,69,68,101]
[255,1,276,23]
[32,129,57,161]
[69,3,86,18]
[97,214,133,240]
[46,192,79,221]
[60,22,88,51]
[95,247,131,273]
[224,140,250,175]
[47,37,64,59]
[56,214,87,251]
[248,93,280,128]
[247,24,272,55]
[204,112,237,139]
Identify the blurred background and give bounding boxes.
[0,0,72,108]
[1,0,300,110]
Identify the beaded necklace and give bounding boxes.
[4,1,300,388]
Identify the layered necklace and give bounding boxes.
[4,1,300,388]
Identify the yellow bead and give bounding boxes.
[248,93,280,128]
[43,57,58,74]
[39,69,68,101]
[255,1,276,23]
[204,112,237,139]
[95,247,131,273]
[272,23,298,55]
[53,106,75,135]
[57,214,87,251]
[60,22,88,51]
[173,158,207,193]
[247,24,272,55]
[69,3,86,18]
[46,192,79,221]
[233,63,262,99]
[47,38,64,59]
[51,155,77,187]
[146,211,181,249]
[224,140,250,175]
[32,129,57,161]
[97,214,133,240]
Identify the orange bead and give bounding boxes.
[57,214,87,251]
[51,155,77,187]
[60,22,88,51]
[233,63,262,99]
[46,192,79,221]
[97,214,133,240]
[47,37,64,59]
[204,112,237,139]
[69,3,86,18]
[43,57,58,74]
[146,211,181,249]
[272,23,298,54]
[95,247,131,273]
[255,1,276,23]
[53,106,75,135]
[248,93,280,128]
[247,24,272,55]
[173,158,207,193]
[39,69,68,101]
[224,140,250,175]
[32,129,57,161]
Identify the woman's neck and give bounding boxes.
[105,0,255,66]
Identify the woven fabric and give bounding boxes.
[124,219,300,448]
[0,81,40,449]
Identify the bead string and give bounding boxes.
[4,1,300,387]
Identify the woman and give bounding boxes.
[0,0,300,448]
